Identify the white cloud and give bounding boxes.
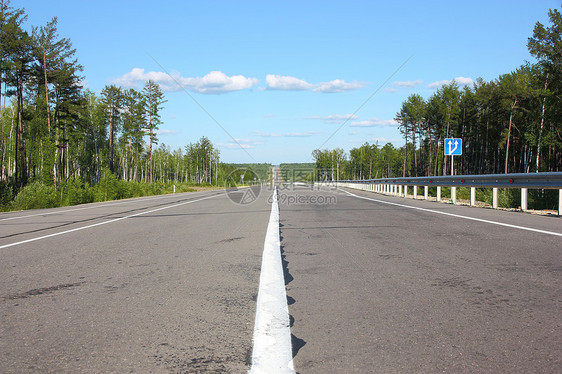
[265,74,365,93]
[112,68,259,94]
[157,129,178,135]
[217,138,263,150]
[312,79,366,93]
[384,87,398,93]
[265,74,313,91]
[306,114,358,124]
[349,118,398,127]
[454,76,474,85]
[427,79,450,89]
[392,79,423,88]
[218,142,254,149]
[254,130,321,137]
[427,76,474,89]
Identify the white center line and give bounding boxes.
[340,188,562,237]
[0,193,222,250]
[250,188,295,374]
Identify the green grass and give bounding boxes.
[2,175,201,212]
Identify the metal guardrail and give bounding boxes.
[330,172,562,215]
[337,172,562,189]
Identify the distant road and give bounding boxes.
[1,184,561,373]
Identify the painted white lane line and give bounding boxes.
[250,188,295,374]
[0,191,213,222]
[340,188,562,238]
[0,194,222,250]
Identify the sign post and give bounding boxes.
[444,138,462,175]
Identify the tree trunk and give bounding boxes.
[1,85,6,180]
[109,116,114,173]
[535,75,548,172]
[504,99,516,174]
[42,47,51,135]
[16,74,27,190]
[149,138,153,183]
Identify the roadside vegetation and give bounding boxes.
[0,1,273,212]
[312,7,561,211]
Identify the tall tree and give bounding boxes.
[497,68,533,174]
[4,10,33,189]
[101,85,123,174]
[33,17,77,137]
[395,94,425,176]
[121,88,145,181]
[527,8,562,172]
[143,80,166,183]
[0,0,26,181]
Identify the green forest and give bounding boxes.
[313,8,561,181]
[0,1,270,211]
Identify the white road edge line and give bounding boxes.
[0,191,206,222]
[0,193,222,250]
[340,188,562,238]
[250,187,295,374]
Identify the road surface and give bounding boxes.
[1,183,561,373]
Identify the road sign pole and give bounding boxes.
[451,155,454,176]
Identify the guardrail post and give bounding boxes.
[398,185,402,197]
[451,187,457,205]
[404,185,408,198]
[437,186,441,202]
[393,185,397,196]
[521,188,528,211]
[559,189,561,216]
[424,186,429,200]
[493,188,498,209]
[413,185,417,199]
[470,187,476,206]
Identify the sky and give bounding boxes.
[13,0,558,164]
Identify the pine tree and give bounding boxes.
[101,85,123,175]
[142,80,166,183]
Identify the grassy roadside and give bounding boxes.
[0,175,226,213]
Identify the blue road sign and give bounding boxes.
[445,138,462,156]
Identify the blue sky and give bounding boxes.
[14,0,558,164]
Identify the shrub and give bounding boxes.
[12,181,57,210]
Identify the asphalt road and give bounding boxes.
[280,184,561,373]
[1,184,561,373]
[1,189,270,373]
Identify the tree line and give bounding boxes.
[0,1,234,209]
[313,7,561,180]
